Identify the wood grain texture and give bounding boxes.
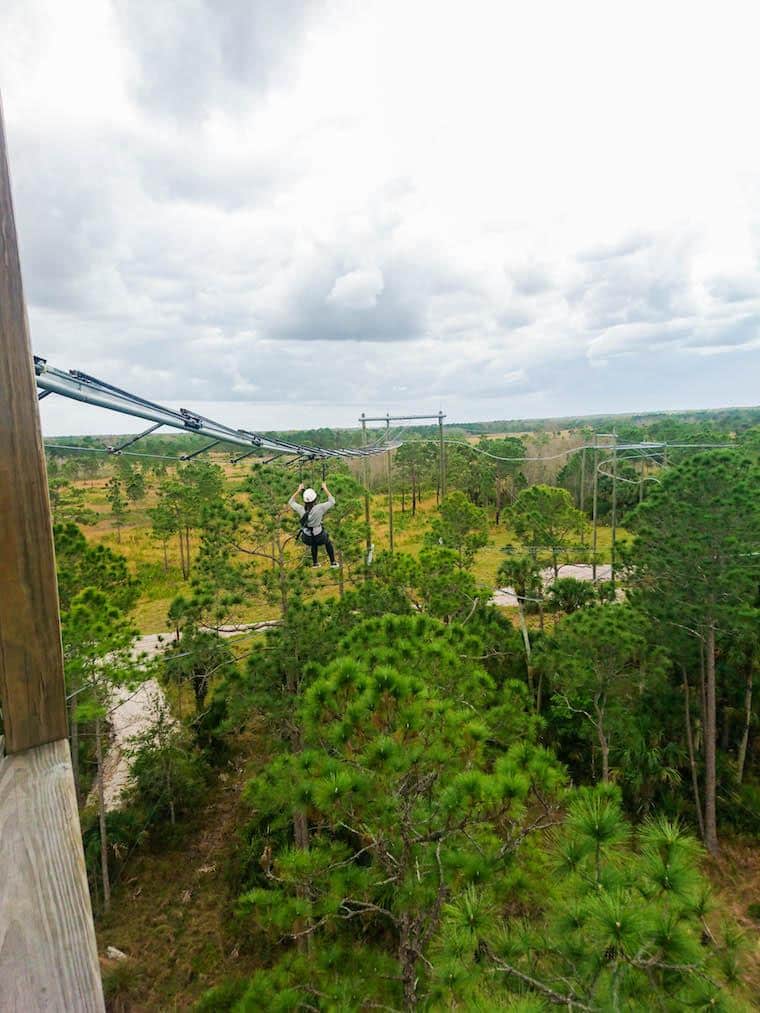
[0,738,105,1011]
[0,93,68,751]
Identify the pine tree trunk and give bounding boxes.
[178,530,186,579]
[737,661,754,784]
[399,915,418,1010]
[277,536,288,615]
[412,469,417,516]
[599,733,610,783]
[167,763,175,826]
[594,696,610,782]
[704,623,719,855]
[162,539,168,573]
[96,715,111,912]
[337,548,345,597]
[681,666,705,841]
[517,600,532,662]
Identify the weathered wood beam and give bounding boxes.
[0,738,104,1010]
[0,93,67,752]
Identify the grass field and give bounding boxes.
[63,458,627,633]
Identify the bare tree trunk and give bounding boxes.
[704,623,719,856]
[95,715,111,912]
[167,763,176,826]
[178,529,187,579]
[737,661,754,784]
[162,538,168,573]
[699,637,707,728]
[399,915,418,1010]
[594,698,610,782]
[412,468,417,516]
[277,536,288,616]
[681,666,705,841]
[517,600,532,662]
[599,732,610,783]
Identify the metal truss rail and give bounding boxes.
[34,357,397,461]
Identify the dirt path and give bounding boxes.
[98,623,278,812]
[131,621,279,662]
[97,733,265,1010]
[491,562,612,606]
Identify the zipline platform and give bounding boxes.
[0,739,104,1011]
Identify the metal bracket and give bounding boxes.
[107,422,162,454]
[180,439,222,461]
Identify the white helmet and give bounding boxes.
[303,488,317,503]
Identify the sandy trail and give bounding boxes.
[491,562,612,606]
[97,622,278,811]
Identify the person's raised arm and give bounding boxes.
[288,483,305,512]
[321,481,336,508]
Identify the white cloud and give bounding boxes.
[1,0,759,434]
[327,267,384,310]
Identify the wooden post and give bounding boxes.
[610,431,618,590]
[438,410,446,501]
[0,99,68,753]
[386,415,394,554]
[591,434,599,581]
[361,413,371,558]
[0,95,104,1010]
[579,443,586,546]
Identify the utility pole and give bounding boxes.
[361,412,445,551]
[0,94,104,1009]
[579,441,587,545]
[360,412,371,559]
[386,415,394,554]
[438,410,446,501]
[591,433,599,581]
[610,430,618,590]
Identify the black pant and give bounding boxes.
[307,529,335,565]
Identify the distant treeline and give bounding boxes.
[44,404,760,459]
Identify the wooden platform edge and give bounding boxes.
[0,737,105,1012]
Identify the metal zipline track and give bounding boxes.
[34,357,398,461]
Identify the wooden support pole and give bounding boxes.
[386,415,394,554]
[438,410,446,501]
[361,413,371,557]
[579,443,586,546]
[0,96,104,1011]
[0,95,67,753]
[591,434,599,581]
[0,739,104,1010]
[610,431,618,590]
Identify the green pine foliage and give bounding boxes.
[237,639,565,1008]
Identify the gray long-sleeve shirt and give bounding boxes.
[288,494,335,535]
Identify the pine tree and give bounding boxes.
[626,451,760,854]
[105,475,127,542]
[238,634,562,1009]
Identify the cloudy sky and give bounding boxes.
[2,0,760,436]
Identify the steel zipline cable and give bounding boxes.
[35,356,400,462]
[411,437,738,463]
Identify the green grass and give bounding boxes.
[68,473,627,634]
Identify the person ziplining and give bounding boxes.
[289,481,339,568]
